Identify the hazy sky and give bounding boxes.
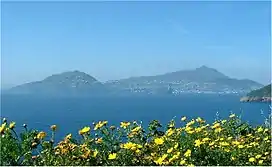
[1,1,271,87]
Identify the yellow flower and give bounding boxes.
[202,138,210,142]
[246,133,252,137]
[185,126,195,134]
[186,119,195,127]
[136,144,143,149]
[264,152,269,155]
[175,151,180,157]
[195,127,202,133]
[37,131,46,139]
[122,142,141,150]
[108,153,117,160]
[187,130,195,134]
[120,122,130,129]
[168,122,175,128]
[219,142,229,146]
[227,136,233,140]
[184,149,191,157]
[194,139,202,147]
[231,156,236,161]
[95,138,103,144]
[81,150,91,159]
[212,122,220,129]
[232,141,240,145]
[249,157,255,162]
[257,127,263,133]
[181,116,186,121]
[92,149,98,158]
[94,121,107,130]
[131,126,141,133]
[246,145,252,148]
[167,147,173,153]
[169,152,180,162]
[215,127,222,133]
[255,137,260,141]
[9,122,16,129]
[0,123,6,134]
[51,125,57,131]
[196,117,203,123]
[65,133,72,140]
[154,137,164,145]
[154,154,168,165]
[258,160,263,164]
[238,145,244,149]
[166,128,174,136]
[229,114,235,118]
[174,143,179,149]
[209,142,215,146]
[255,155,262,159]
[79,126,90,135]
[180,159,186,165]
[264,137,269,141]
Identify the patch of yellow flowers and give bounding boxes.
[0,114,271,166]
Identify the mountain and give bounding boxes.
[240,84,271,102]
[104,66,263,95]
[5,66,263,96]
[6,71,107,96]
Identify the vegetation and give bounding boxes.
[247,84,271,97]
[0,115,271,166]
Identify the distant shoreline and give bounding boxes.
[240,96,272,103]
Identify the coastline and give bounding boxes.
[240,96,272,103]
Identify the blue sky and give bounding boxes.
[1,1,271,87]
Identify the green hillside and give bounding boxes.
[247,84,271,97]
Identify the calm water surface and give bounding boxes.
[1,94,271,140]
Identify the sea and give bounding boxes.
[1,94,271,141]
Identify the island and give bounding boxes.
[240,84,271,102]
[3,66,263,96]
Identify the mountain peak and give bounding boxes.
[39,70,101,87]
[196,65,213,70]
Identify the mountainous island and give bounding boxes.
[3,66,263,96]
[240,84,271,102]
[5,71,108,96]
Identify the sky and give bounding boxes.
[1,1,271,88]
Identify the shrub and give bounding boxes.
[0,114,271,166]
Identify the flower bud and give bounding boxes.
[110,126,116,130]
[51,125,57,131]
[2,118,7,123]
[31,142,38,148]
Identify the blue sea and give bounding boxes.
[1,94,271,141]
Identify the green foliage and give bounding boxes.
[0,115,271,166]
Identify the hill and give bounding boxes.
[240,84,271,102]
[105,66,263,95]
[247,84,271,97]
[5,66,263,96]
[6,71,107,96]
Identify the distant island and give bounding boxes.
[3,66,263,96]
[240,84,271,102]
